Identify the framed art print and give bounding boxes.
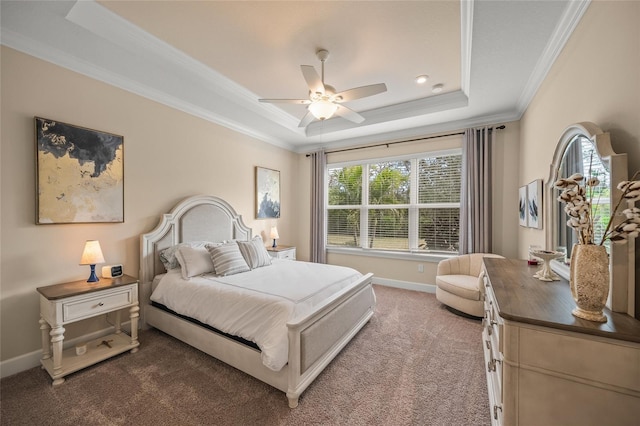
[526,179,543,229]
[518,185,528,227]
[35,117,124,224]
[255,166,280,219]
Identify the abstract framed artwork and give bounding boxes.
[526,179,543,229]
[35,117,124,224]
[518,185,528,227]
[255,166,280,219]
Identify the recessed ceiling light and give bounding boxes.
[432,84,444,93]
[415,75,429,84]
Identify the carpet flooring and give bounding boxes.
[1,285,490,425]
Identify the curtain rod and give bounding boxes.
[306,125,505,157]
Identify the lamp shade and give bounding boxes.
[308,100,338,120]
[270,226,280,240]
[80,240,105,265]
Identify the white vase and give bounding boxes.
[570,244,609,323]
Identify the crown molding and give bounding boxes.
[516,0,591,114]
[305,90,469,137]
[460,0,474,96]
[2,29,295,152]
[65,0,300,130]
[296,109,520,154]
[2,0,578,151]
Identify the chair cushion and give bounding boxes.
[435,274,481,301]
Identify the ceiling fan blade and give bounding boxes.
[334,83,387,102]
[259,98,310,104]
[334,105,365,124]
[301,65,325,95]
[298,111,316,127]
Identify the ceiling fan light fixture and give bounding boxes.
[259,49,386,127]
[309,99,338,120]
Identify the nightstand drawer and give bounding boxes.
[278,250,296,260]
[63,288,133,322]
[267,246,296,260]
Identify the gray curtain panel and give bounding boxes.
[460,127,493,254]
[310,150,327,263]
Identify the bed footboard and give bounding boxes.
[285,273,375,408]
[140,195,376,408]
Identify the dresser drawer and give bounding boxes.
[484,281,503,350]
[483,327,504,426]
[63,287,134,322]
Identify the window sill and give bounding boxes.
[327,247,456,263]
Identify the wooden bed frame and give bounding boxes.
[139,195,375,408]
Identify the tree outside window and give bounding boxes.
[327,151,462,254]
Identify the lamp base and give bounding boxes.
[87,264,99,283]
[272,239,277,248]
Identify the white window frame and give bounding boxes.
[326,149,462,261]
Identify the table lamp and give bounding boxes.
[270,226,279,248]
[80,240,105,282]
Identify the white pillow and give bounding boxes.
[238,236,272,269]
[207,242,250,276]
[159,241,209,270]
[175,245,217,279]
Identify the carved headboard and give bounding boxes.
[139,195,252,305]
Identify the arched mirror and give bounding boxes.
[545,122,635,315]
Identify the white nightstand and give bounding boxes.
[266,245,296,260]
[37,275,140,386]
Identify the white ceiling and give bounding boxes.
[1,0,589,153]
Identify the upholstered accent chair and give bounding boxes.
[436,253,505,317]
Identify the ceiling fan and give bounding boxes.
[259,49,387,127]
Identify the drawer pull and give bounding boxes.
[493,405,502,420]
[486,317,497,336]
[487,358,501,372]
[488,318,498,329]
[98,302,104,307]
[485,340,491,350]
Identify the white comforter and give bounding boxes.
[150,259,366,371]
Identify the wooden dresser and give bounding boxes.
[482,258,640,426]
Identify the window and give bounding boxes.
[327,150,462,254]
[579,144,611,249]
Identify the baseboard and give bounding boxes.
[0,323,130,379]
[372,277,436,294]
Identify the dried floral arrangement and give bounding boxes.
[554,170,640,245]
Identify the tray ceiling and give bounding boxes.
[1,1,589,152]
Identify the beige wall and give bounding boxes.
[0,47,300,362]
[518,2,640,314]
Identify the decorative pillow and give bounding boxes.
[238,236,272,269]
[159,241,209,270]
[207,242,250,276]
[175,245,217,279]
